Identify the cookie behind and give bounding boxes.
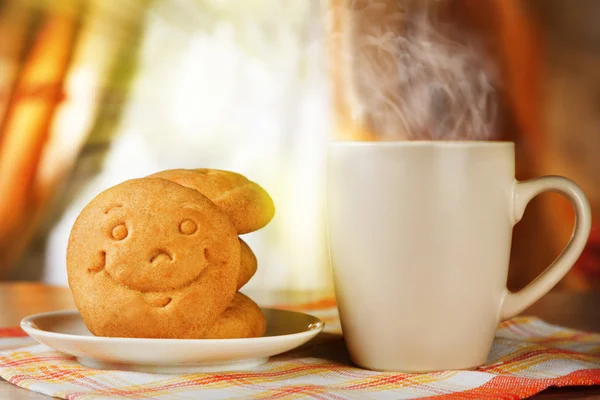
[148,169,275,234]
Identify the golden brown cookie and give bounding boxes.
[202,292,266,339]
[238,238,257,290]
[148,169,275,234]
[67,178,240,338]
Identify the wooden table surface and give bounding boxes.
[0,283,598,399]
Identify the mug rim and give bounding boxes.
[328,140,514,148]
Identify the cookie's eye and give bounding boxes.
[179,219,197,235]
[111,224,128,240]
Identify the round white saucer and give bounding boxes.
[21,308,323,373]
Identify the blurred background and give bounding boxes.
[0,0,598,292]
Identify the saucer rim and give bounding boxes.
[21,308,324,344]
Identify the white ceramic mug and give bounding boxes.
[326,141,592,373]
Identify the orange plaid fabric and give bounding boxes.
[0,300,599,399]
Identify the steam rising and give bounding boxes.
[338,1,498,140]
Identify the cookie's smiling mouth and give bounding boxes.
[87,250,172,307]
[88,247,209,308]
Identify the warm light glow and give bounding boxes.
[45,0,334,291]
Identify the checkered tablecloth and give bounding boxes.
[0,298,599,399]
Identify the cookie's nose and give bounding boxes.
[149,249,173,264]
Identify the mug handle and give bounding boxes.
[500,176,592,320]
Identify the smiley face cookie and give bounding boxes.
[67,178,241,338]
[148,169,275,234]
